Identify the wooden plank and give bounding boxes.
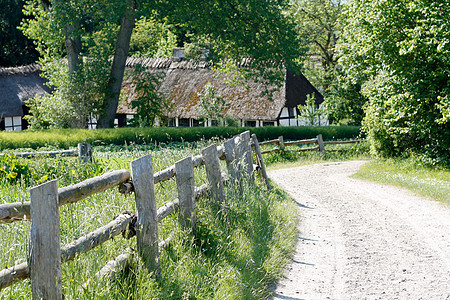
[157,198,179,222]
[131,155,160,276]
[0,262,28,291]
[0,170,130,223]
[153,165,175,184]
[9,149,78,158]
[240,131,254,177]
[251,134,271,190]
[323,140,362,145]
[223,137,238,180]
[61,213,134,263]
[317,134,325,153]
[296,146,320,152]
[258,138,280,146]
[29,179,62,300]
[283,138,318,146]
[175,156,196,229]
[278,136,285,150]
[78,142,92,163]
[202,144,226,203]
[261,148,279,154]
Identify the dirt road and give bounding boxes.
[268,161,450,300]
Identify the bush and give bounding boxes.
[0,126,362,150]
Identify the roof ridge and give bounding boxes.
[0,64,42,77]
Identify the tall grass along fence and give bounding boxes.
[258,134,362,155]
[0,131,269,298]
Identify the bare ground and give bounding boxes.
[268,161,450,300]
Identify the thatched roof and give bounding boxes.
[0,58,323,122]
[0,64,51,117]
[122,57,321,121]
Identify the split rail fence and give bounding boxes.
[0,132,357,297]
[2,142,93,163]
[0,131,270,299]
[258,134,362,155]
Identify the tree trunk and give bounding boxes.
[64,23,82,75]
[97,2,136,128]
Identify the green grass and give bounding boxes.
[353,158,450,205]
[1,141,298,299]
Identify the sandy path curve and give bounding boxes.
[268,161,450,300]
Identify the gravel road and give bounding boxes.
[268,161,450,300]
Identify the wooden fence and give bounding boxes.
[258,134,362,154]
[2,142,93,163]
[0,131,269,298]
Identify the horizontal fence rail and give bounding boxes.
[0,131,261,296]
[1,142,92,163]
[258,134,362,154]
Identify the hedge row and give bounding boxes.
[0,126,362,150]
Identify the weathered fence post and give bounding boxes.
[202,144,226,203]
[240,131,254,178]
[131,155,160,276]
[29,179,62,300]
[78,142,92,163]
[223,137,239,181]
[278,136,285,151]
[251,134,271,190]
[317,134,325,154]
[175,156,196,229]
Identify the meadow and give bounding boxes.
[0,139,298,299]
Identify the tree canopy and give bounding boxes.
[340,0,450,164]
[20,0,303,128]
[0,0,39,66]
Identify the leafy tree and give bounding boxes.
[129,16,177,58]
[0,0,39,66]
[297,93,326,126]
[197,83,231,125]
[340,0,450,164]
[21,0,303,129]
[127,64,168,127]
[290,0,344,93]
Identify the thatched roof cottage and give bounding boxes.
[120,57,324,127]
[0,56,324,130]
[0,64,51,131]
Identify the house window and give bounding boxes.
[179,118,190,127]
[263,121,275,126]
[116,114,127,128]
[4,116,22,131]
[245,120,257,127]
[192,119,200,127]
[168,119,176,127]
[288,107,296,117]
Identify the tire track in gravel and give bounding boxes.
[268,161,450,300]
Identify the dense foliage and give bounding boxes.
[340,0,450,164]
[0,0,39,67]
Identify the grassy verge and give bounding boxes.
[353,158,450,205]
[1,142,298,299]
